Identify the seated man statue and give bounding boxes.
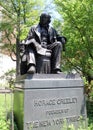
[20,13,66,74]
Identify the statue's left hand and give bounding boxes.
[45,49,52,57]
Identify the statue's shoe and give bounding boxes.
[27,66,36,74]
[52,69,62,74]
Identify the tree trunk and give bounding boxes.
[16,8,21,76]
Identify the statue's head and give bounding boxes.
[39,13,51,27]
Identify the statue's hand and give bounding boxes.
[20,43,25,53]
[45,49,52,57]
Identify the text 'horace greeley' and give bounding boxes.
[34,97,77,107]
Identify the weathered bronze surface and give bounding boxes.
[20,13,66,74]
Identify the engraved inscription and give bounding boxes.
[26,120,52,129]
[46,108,69,115]
[34,99,56,107]
[26,115,86,129]
[25,96,86,130]
[34,97,77,107]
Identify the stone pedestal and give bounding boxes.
[14,73,87,130]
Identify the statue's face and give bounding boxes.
[40,14,51,27]
[41,16,49,25]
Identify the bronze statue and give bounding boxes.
[20,13,66,74]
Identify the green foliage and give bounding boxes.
[0,0,44,52]
[61,119,93,130]
[0,118,10,130]
[0,94,11,130]
[0,69,16,89]
[0,0,44,74]
[54,0,93,84]
[0,94,19,130]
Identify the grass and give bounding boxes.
[0,94,12,130]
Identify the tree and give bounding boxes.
[0,0,44,75]
[54,0,93,84]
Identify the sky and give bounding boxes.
[42,0,61,21]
